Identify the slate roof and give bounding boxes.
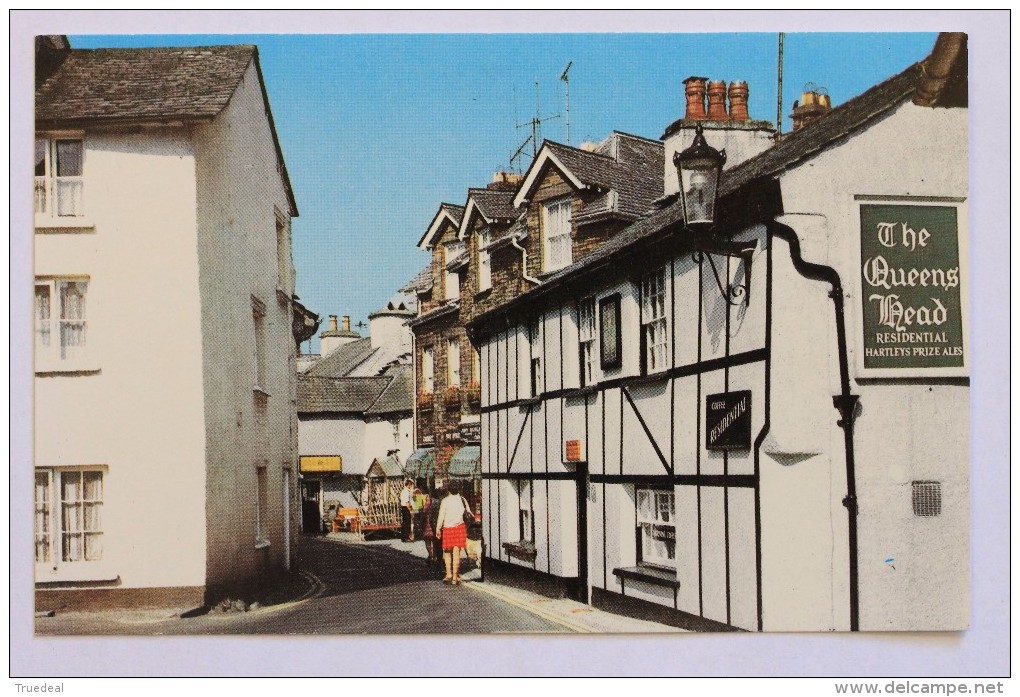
[36,44,257,126]
[538,133,664,220]
[297,375,390,414]
[35,43,298,215]
[470,58,941,328]
[305,337,376,378]
[401,264,433,294]
[418,203,465,248]
[365,364,414,416]
[466,188,518,224]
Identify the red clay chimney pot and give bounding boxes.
[707,80,729,120]
[728,81,750,121]
[683,76,708,120]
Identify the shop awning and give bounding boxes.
[447,445,481,478]
[404,448,435,478]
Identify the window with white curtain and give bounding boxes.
[34,468,104,569]
[477,227,492,291]
[35,137,84,218]
[421,346,434,393]
[642,266,669,372]
[542,197,572,272]
[637,487,675,568]
[445,241,465,300]
[447,338,461,388]
[517,480,533,542]
[35,278,88,367]
[255,465,270,547]
[529,317,543,397]
[252,297,267,391]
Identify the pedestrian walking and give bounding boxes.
[399,479,414,542]
[435,480,472,585]
[423,487,443,565]
[411,487,426,542]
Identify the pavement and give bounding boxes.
[34,533,684,635]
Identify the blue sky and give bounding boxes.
[71,32,938,351]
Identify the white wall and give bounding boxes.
[774,99,969,631]
[34,127,209,589]
[193,61,299,586]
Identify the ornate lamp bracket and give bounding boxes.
[690,235,756,306]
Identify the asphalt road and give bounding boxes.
[36,536,569,636]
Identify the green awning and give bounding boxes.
[404,448,435,478]
[448,445,481,478]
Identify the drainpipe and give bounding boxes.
[768,220,861,632]
[511,232,541,285]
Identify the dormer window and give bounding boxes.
[541,197,572,273]
[35,137,84,218]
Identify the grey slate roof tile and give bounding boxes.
[305,337,376,378]
[36,45,256,126]
[297,375,390,414]
[365,364,413,415]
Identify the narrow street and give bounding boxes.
[35,535,599,636]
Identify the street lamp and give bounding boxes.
[673,123,726,231]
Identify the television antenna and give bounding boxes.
[510,80,560,168]
[560,61,573,145]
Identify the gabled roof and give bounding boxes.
[305,336,376,378]
[457,188,519,240]
[472,54,955,330]
[512,132,663,220]
[35,43,298,216]
[418,203,465,250]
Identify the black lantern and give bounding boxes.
[673,123,726,230]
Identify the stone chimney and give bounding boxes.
[319,314,361,357]
[662,77,776,197]
[791,85,832,131]
[488,172,523,191]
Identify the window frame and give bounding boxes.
[578,296,596,387]
[421,346,435,393]
[635,486,676,570]
[275,210,294,296]
[447,337,461,388]
[34,466,109,580]
[529,316,544,397]
[252,297,268,393]
[599,294,622,371]
[477,226,492,292]
[35,276,90,371]
[641,266,670,374]
[444,240,465,300]
[517,480,534,543]
[35,136,86,220]
[541,196,572,273]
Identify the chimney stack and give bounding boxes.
[707,80,729,120]
[728,81,750,121]
[791,84,832,131]
[320,313,361,357]
[683,76,708,120]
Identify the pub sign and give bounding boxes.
[859,203,965,374]
[459,420,481,443]
[705,391,751,451]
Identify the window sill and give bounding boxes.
[35,564,119,584]
[35,363,101,376]
[562,385,599,399]
[254,538,271,550]
[502,540,537,562]
[612,565,681,590]
[518,396,542,407]
[253,386,271,398]
[630,371,670,387]
[474,288,493,300]
[35,216,96,232]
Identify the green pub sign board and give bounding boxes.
[859,204,964,371]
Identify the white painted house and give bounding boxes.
[33,37,314,608]
[468,34,968,631]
